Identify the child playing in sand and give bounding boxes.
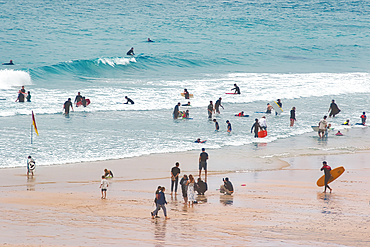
[99,175,109,199]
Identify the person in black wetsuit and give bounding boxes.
[328,99,341,117]
[15,86,26,102]
[320,161,332,193]
[127,47,135,56]
[173,102,181,119]
[231,84,240,94]
[26,91,31,102]
[124,96,134,104]
[215,97,224,114]
[63,98,74,115]
[183,89,190,99]
[213,119,219,131]
[182,101,191,106]
[275,99,282,115]
[147,38,154,42]
[2,60,14,65]
[251,118,261,138]
[290,107,296,127]
[81,97,87,107]
[74,92,83,104]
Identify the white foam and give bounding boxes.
[97,57,135,67]
[0,69,32,89]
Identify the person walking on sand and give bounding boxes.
[318,116,328,138]
[290,107,296,127]
[215,97,224,114]
[251,118,261,138]
[180,175,188,204]
[151,187,169,220]
[226,120,232,133]
[27,155,36,176]
[320,161,332,193]
[186,175,195,206]
[328,99,341,117]
[213,119,219,131]
[153,186,162,218]
[170,162,181,195]
[99,175,109,199]
[199,148,208,182]
[361,112,367,125]
[208,101,215,118]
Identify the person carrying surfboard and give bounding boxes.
[231,84,240,94]
[183,89,190,99]
[320,161,332,193]
[275,99,282,115]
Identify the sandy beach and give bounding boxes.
[0,143,369,246]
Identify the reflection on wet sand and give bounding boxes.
[220,194,233,206]
[153,219,167,246]
[27,175,35,191]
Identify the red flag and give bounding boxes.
[32,111,39,136]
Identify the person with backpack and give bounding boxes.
[151,187,169,220]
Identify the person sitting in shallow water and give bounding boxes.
[336,131,343,136]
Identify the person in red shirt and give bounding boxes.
[361,112,366,125]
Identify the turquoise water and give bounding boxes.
[1,0,370,168]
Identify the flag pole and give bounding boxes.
[31,124,33,144]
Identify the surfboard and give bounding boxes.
[181,93,193,98]
[311,126,319,132]
[355,123,366,126]
[254,111,266,113]
[76,99,90,107]
[316,166,345,187]
[258,130,267,138]
[225,93,237,95]
[272,101,283,113]
[235,115,249,117]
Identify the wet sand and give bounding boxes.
[0,150,369,246]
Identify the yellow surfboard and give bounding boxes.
[181,93,193,98]
[316,166,345,187]
[272,101,283,113]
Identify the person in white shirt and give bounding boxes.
[99,175,109,199]
[318,116,328,138]
[259,116,267,130]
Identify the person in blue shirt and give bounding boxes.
[213,119,219,131]
[226,120,232,132]
[151,187,169,219]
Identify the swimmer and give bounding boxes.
[195,138,201,143]
[335,131,343,136]
[63,98,74,115]
[226,120,232,132]
[126,47,135,56]
[147,38,154,42]
[213,119,219,131]
[235,111,244,117]
[343,119,350,125]
[215,97,224,114]
[266,103,273,114]
[2,60,14,65]
[182,101,191,106]
[124,96,134,104]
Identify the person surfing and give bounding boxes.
[2,59,14,65]
[127,47,135,56]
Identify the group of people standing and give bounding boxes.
[15,86,31,102]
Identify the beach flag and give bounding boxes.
[32,111,39,136]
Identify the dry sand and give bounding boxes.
[0,150,369,246]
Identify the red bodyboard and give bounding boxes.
[258,130,267,138]
[76,99,90,107]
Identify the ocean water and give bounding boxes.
[1,0,370,169]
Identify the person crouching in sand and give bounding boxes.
[151,187,169,220]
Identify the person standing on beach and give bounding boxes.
[208,101,215,118]
[180,175,188,204]
[186,175,195,207]
[170,162,181,196]
[151,187,169,220]
[320,161,332,193]
[63,98,74,115]
[251,118,261,138]
[328,100,341,117]
[318,116,328,138]
[99,175,109,199]
[173,102,181,119]
[27,156,36,176]
[199,148,208,182]
[226,120,232,133]
[213,119,219,131]
[215,97,224,114]
[290,107,296,127]
[361,112,366,125]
